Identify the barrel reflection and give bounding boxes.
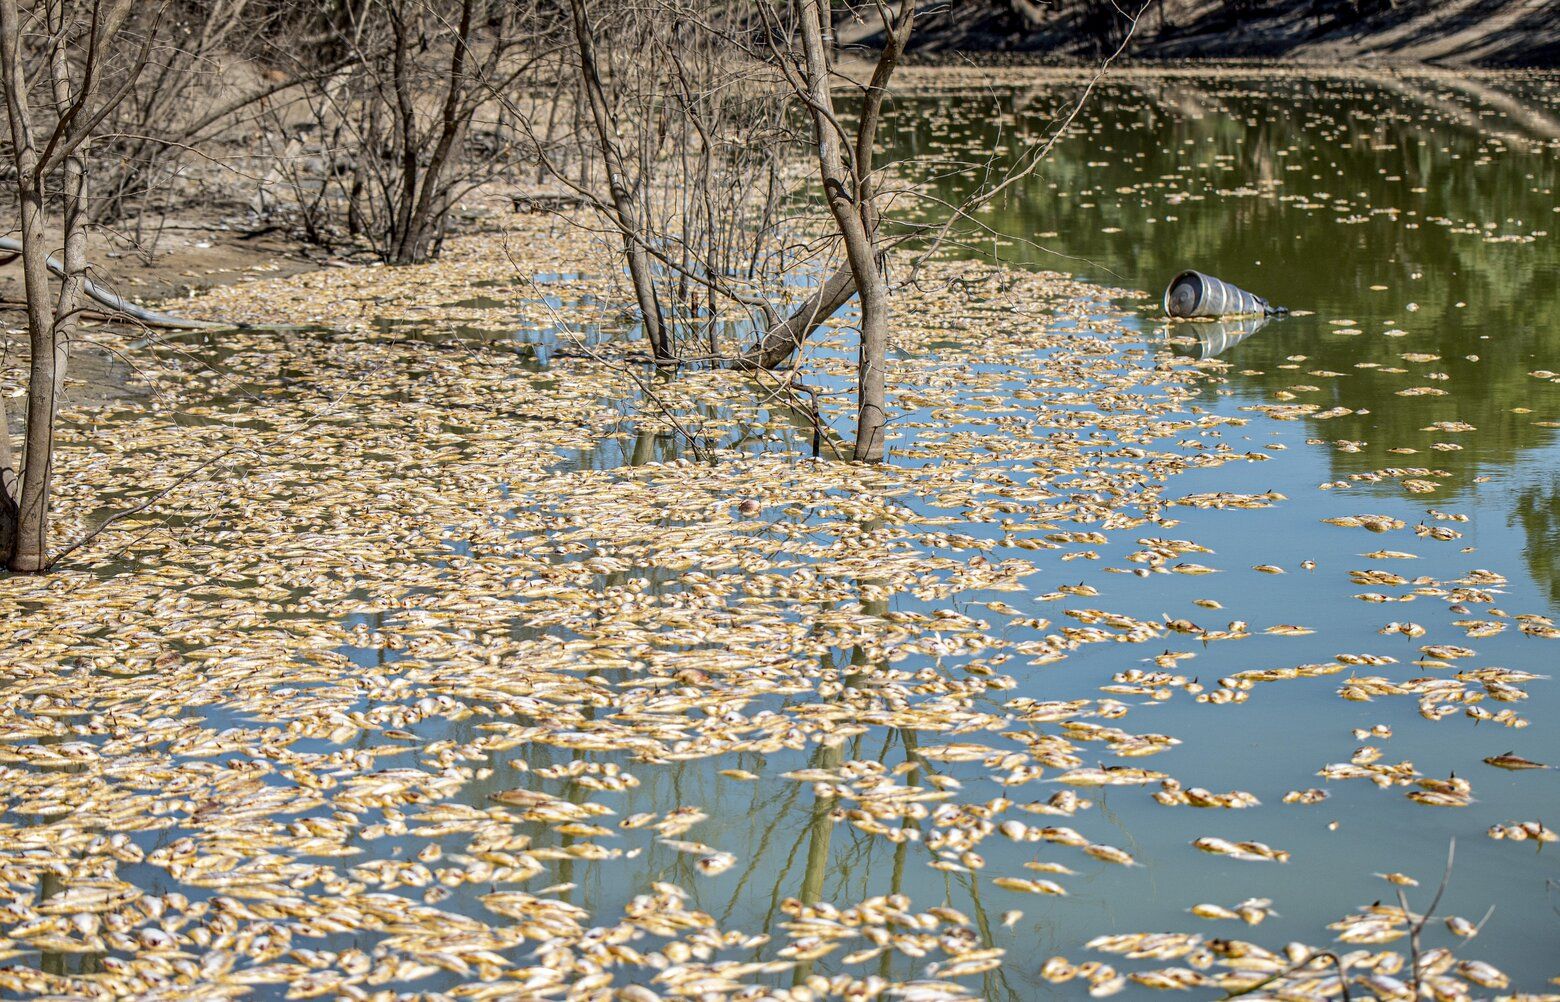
[1168,315,1271,359]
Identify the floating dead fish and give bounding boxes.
[1192,837,1290,863]
[1483,752,1549,770]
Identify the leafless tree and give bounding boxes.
[309,0,546,265]
[0,0,566,571]
[563,0,671,359]
[85,1,353,236]
[551,0,797,365]
[0,0,154,571]
[553,0,915,460]
[745,0,1149,461]
[766,0,913,460]
[556,0,1146,463]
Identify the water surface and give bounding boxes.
[2,69,1558,999]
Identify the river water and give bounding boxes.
[861,67,1560,996]
[1,68,1557,999]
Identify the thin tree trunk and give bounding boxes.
[0,388,16,559]
[388,1,422,263]
[0,0,156,570]
[50,0,86,405]
[9,180,58,572]
[795,0,904,462]
[347,169,366,235]
[846,2,913,462]
[1,0,117,570]
[1,0,56,570]
[7,0,90,572]
[536,68,566,184]
[22,23,90,569]
[392,0,476,264]
[737,260,861,370]
[565,0,670,360]
[852,274,889,462]
[398,112,468,263]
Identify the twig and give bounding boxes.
[1220,949,1350,1002]
[1396,838,1455,999]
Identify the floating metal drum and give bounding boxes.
[1163,270,1270,319]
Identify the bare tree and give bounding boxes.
[317,0,538,265]
[0,0,150,571]
[85,2,369,243]
[781,0,913,460]
[563,0,670,359]
[740,0,1149,461]
[546,0,796,365]
[562,0,915,459]
[552,0,1113,465]
[539,0,916,459]
[525,1,1142,464]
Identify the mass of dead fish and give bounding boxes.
[1,65,1557,1000]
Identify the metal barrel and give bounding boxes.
[1163,270,1270,319]
[1169,315,1271,360]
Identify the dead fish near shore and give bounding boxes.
[1483,752,1549,770]
[0,96,1554,999]
[1192,837,1290,863]
[1487,821,1557,843]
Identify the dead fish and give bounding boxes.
[1191,837,1289,863]
[1483,752,1549,770]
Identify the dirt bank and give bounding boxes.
[842,0,1559,67]
[0,222,309,319]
